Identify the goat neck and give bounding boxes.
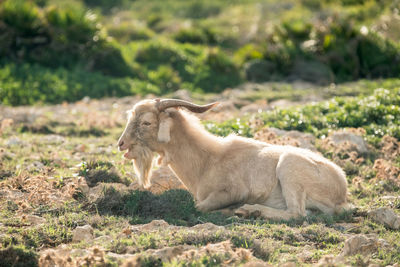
[161,110,222,193]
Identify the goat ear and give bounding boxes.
[158,113,173,143]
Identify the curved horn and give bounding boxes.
[156,99,219,113]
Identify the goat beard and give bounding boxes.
[132,145,154,189]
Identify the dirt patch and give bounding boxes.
[0,174,78,212]
[380,135,400,160]
[372,159,400,187]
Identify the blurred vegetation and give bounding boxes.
[1,0,400,105]
[207,88,400,142]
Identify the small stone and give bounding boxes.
[72,225,94,242]
[368,207,400,229]
[330,131,369,154]
[28,161,45,171]
[41,135,65,144]
[340,234,379,256]
[24,215,46,225]
[137,220,170,231]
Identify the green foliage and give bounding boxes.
[0,62,157,105]
[108,23,154,43]
[173,26,220,45]
[208,88,400,140]
[206,118,253,137]
[0,0,134,77]
[132,40,242,93]
[174,28,209,44]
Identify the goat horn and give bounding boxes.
[156,99,219,113]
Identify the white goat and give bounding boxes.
[118,99,349,220]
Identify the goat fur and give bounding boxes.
[118,99,349,220]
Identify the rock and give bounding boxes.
[240,103,269,114]
[107,252,136,261]
[24,214,46,225]
[146,245,193,262]
[255,127,316,150]
[191,223,225,232]
[28,161,45,171]
[368,207,400,229]
[77,177,90,195]
[7,137,24,146]
[316,255,341,266]
[211,101,238,112]
[245,59,276,82]
[40,135,65,144]
[243,261,273,267]
[131,220,171,232]
[288,60,334,85]
[340,234,378,256]
[329,131,369,154]
[72,225,94,242]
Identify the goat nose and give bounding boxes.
[119,140,124,147]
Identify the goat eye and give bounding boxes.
[142,121,151,126]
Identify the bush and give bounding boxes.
[133,40,242,92]
[174,28,209,44]
[108,23,154,43]
[0,0,134,77]
[0,62,159,105]
[207,88,400,140]
[313,16,400,81]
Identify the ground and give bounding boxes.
[0,80,400,266]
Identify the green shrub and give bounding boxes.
[133,40,241,92]
[108,23,154,43]
[174,28,209,44]
[0,62,158,105]
[194,47,242,92]
[313,16,400,81]
[148,65,182,92]
[180,1,222,19]
[0,0,135,77]
[234,44,264,66]
[207,88,400,140]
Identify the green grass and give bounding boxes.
[1,83,400,265]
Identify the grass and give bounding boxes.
[1,81,400,265]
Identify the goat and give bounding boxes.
[118,99,349,220]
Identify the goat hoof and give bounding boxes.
[250,210,261,218]
[234,208,250,218]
